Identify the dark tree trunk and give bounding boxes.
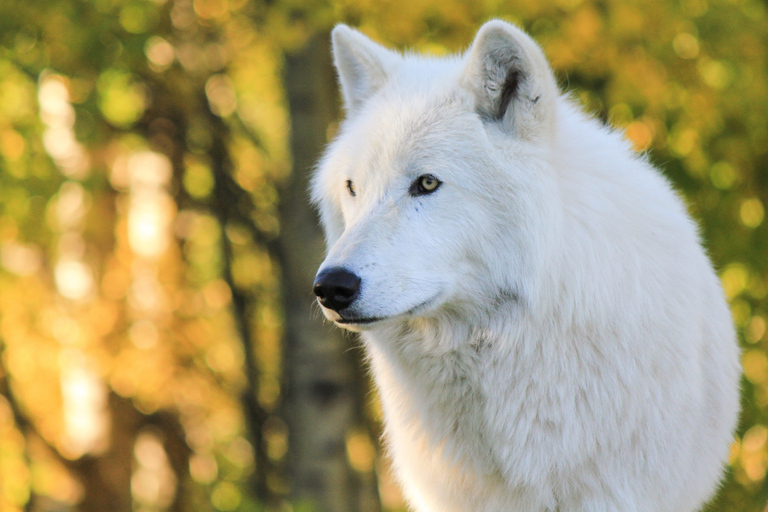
[280,32,381,512]
[72,395,143,512]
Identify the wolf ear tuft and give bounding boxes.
[463,20,558,138]
[331,25,400,113]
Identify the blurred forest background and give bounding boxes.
[0,0,765,511]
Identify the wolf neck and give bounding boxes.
[362,308,516,474]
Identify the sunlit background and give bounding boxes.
[0,0,765,511]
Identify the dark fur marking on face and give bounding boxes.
[470,332,491,353]
[493,288,520,309]
[398,323,416,339]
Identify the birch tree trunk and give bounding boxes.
[280,32,381,512]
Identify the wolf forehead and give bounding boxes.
[343,86,481,153]
[318,90,491,195]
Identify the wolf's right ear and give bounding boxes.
[463,20,558,139]
[332,25,400,113]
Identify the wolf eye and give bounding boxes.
[346,180,356,197]
[409,174,441,196]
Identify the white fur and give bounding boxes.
[312,20,741,512]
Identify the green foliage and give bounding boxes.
[97,69,146,127]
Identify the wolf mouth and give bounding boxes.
[336,316,383,325]
[334,292,442,325]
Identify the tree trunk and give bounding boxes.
[280,32,381,512]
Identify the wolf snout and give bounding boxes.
[313,267,361,312]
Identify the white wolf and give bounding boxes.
[311,20,741,512]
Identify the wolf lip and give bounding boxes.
[333,292,442,326]
[336,315,382,325]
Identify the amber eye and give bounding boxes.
[409,174,442,196]
[346,180,356,197]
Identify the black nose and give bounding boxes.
[313,267,361,312]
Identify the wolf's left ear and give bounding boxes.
[332,25,400,113]
[463,20,558,138]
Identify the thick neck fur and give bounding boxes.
[363,299,522,474]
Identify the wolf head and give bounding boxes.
[312,20,563,331]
